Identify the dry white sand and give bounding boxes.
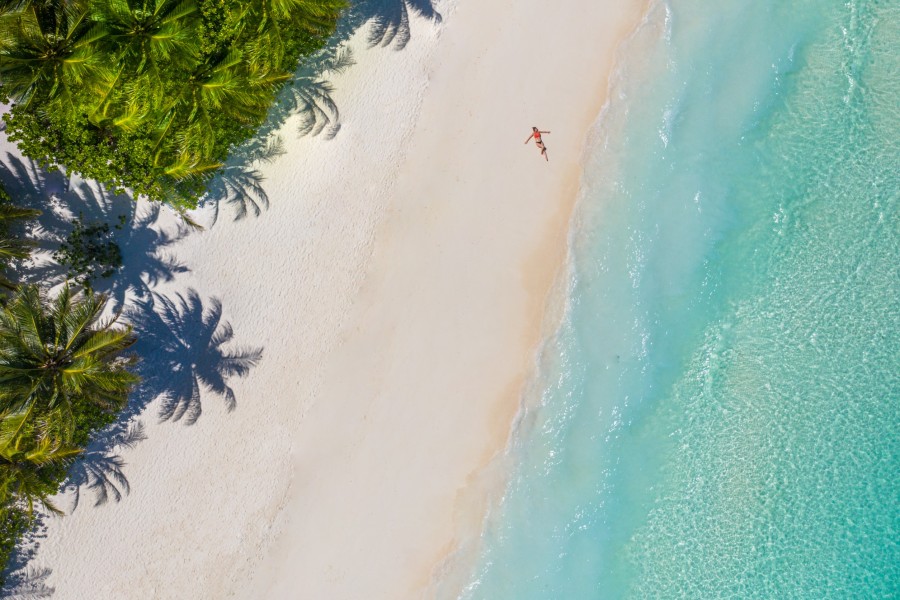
[3,0,644,597]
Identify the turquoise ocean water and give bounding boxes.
[455,0,899,597]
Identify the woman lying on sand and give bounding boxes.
[525,126,551,161]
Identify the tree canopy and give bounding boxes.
[0,283,138,574]
[0,0,343,578]
[0,0,345,207]
[0,285,138,429]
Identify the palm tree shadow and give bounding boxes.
[91,203,189,312]
[287,46,356,140]
[62,421,147,513]
[359,0,443,49]
[202,136,285,226]
[286,0,442,134]
[0,154,69,284]
[198,0,442,222]
[284,0,442,136]
[0,511,52,598]
[0,154,189,310]
[126,290,263,426]
[0,422,146,592]
[1,566,54,599]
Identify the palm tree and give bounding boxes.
[261,0,344,30]
[0,197,41,290]
[0,285,138,437]
[178,49,270,125]
[1,0,346,207]
[94,0,199,74]
[0,408,80,515]
[241,0,344,72]
[148,49,270,187]
[0,0,107,111]
[87,0,201,128]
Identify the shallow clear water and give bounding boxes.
[457,0,899,597]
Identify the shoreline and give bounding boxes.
[431,4,667,593]
[242,1,646,598]
[2,0,646,597]
[424,3,656,594]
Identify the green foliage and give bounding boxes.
[0,0,339,575]
[0,408,81,517]
[0,0,346,207]
[0,181,41,291]
[69,397,118,448]
[0,284,139,435]
[0,284,139,579]
[0,502,28,584]
[198,0,242,57]
[53,214,125,288]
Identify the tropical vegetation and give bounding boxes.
[0,184,40,290]
[53,213,126,288]
[0,0,345,208]
[0,180,139,582]
[0,283,138,581]
[0,0,346,583]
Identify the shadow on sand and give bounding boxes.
[0,154,189,312]
[356,0,443,49]
[0,163,263,593]
[1,566,54,599]
[45,288,263,518]
[127,291,264,426]
[0,0,439,591]
[201,0,443,223]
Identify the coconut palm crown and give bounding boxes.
[0,285,138,433]
[0,408,80,515]
[0,0,346,207]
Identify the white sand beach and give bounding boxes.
[3,0,643,597]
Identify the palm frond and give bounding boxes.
[162,153,222,181]
[0,285,139,419]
